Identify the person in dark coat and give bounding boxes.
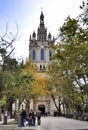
[21,109,26,127]
[28,110,36,126]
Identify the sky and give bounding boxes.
[0,0,82,61]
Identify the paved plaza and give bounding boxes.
[0,116,88,130]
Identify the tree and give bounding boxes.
[47,0,88,116]
[0,23,18,95]
[54,3,88,115]
[0,23,18,71]
[79,0,88,27]
[21,60,48,113]
[46,61,63,115]
[2,59,21,117]
[0,23,19,120]
[31,72,48,98]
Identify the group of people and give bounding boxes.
[20,109,41,127]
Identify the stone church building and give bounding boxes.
[29,11,55,71]
[29,11,57,115]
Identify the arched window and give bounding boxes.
[49,50,52,61]
[41,49,44,60]
[32,50,35,60]
[40,65,42,70]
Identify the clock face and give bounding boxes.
[41,42,44,48]
[41,44,44,48]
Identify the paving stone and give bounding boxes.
[0,126,34,130]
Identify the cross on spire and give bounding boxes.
[41,7,43,12]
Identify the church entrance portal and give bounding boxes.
[38,104,45,115]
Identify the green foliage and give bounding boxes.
[0,96,6,107]
[48,0,88,113]
[60,17,79,44]
[79,0,88,24]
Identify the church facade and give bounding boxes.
[29,11,57,115]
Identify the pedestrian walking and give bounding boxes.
[37,111,41,125]
[28,109,36,126]
[32,112,36,126]
[20,109,26,127]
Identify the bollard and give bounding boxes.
[18,114,21,127]
[4,116,7,124]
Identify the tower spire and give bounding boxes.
[40,10,44,24]
[41,7,43,12]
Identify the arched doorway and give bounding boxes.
[38,104,45,116]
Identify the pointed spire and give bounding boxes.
[48,32,51,40]
[30,34,31,40]
[40,10,44,23]
[32,31,36,40]
[32,31,36,38]
[53,36,55,42]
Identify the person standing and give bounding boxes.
[37,111,41,125]
[28,109,36,126]
[21,109,26,127]
[32,112,36,126]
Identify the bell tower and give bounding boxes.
[37,11,47,41]
[29,11,56,114]
[29,11,55,72]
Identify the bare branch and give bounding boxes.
[0,22,19,66]
[6,48,15,58]
[0,22,8,39]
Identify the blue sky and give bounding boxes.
[0,0,82,60]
